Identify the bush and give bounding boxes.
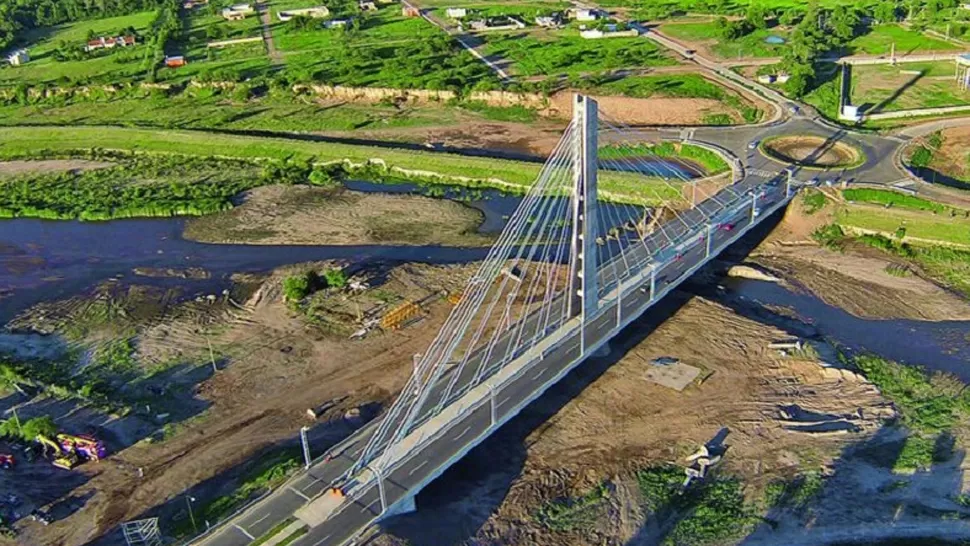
[322,268,348,289]
[21,415,58,441]
[812,224,845,250]
[283,271,320,302]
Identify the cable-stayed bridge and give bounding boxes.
[196,95,796,546]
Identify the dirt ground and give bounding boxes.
[182,185,492,247]
[0,160,113,177]
[930,126,970,181]
[763,136,861,168]
[547,92,743,126]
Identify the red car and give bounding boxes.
[720,223,735,232]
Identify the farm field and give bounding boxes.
[0,10,156,85]
[660,20,792,60]
[851,62,970,114]
[842,24,961,56]
[480,29,675,77]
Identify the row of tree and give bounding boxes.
[0,0,164,51]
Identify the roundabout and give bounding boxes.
[759,135,866,170]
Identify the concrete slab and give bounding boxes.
[644,362,701,391]
[295,489,345,527]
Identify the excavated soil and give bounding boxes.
[763,136,862,168]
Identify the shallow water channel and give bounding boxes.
[724,278,970,381]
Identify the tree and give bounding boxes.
[828,5,860,42]
[746,2,769,29]
[283,271,319,302]
[21,415,57,441]
[779,8,801,26]
[875,1,899,22]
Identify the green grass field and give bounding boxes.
[843,24,960,56]
[272,6,496,89]
[660,20,792,59]
[838,204,970,247]
[0,125,687,203]
[0,11,157,85]
[850,62,970,113]
[481,29,675,77]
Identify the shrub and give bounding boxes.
[283,271,319,302]
[322,268,348,289]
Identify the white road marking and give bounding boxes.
[234,524,255,540]
[531,368,546,380]
[289,486,312,501]
[498,395,511,407]
[453,425,471,440]
[408,460,429,476]
[365,498,382,513]
[250,512,271,526]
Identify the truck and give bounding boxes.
[35,435,78,470]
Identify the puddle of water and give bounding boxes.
[726,278,970,381]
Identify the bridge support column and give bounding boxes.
[383,494,416,519]
[650,266,656,300]
[567,94,599,351]
[785,168,794,199]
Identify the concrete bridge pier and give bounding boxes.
[381,494,416,519]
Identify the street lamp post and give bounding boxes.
[300,426,312,469]
[185,496,197,534]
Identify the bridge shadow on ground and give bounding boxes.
[376,202,790,545]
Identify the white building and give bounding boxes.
[277,6,331,21]
[6,49,29,66]
[222,4,255,19]
[446,7,467,18]
[580,26,638,39]
[572,8,600,21]
[535,14,562,27]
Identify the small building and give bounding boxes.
[839,103,861,122]
[164,55,187,68]
[468,15,526,31]
[277,6,331,21]
[359,1,378,11]
[222,4,255,20]
[775,73,790,83]
[757,74,776,84]
[580,26,638,39]
[183,0,208,8]
[6,49,29,66]
[402,3,420,16]
[571,8,601,21]
[323,18,351,28]
[85,35,136,52]
[446,7,467,18]
[961,2,970,9]
[534,13,562,27]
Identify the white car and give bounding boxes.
[748,140,760,150]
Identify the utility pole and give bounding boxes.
[300,426,312,469]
